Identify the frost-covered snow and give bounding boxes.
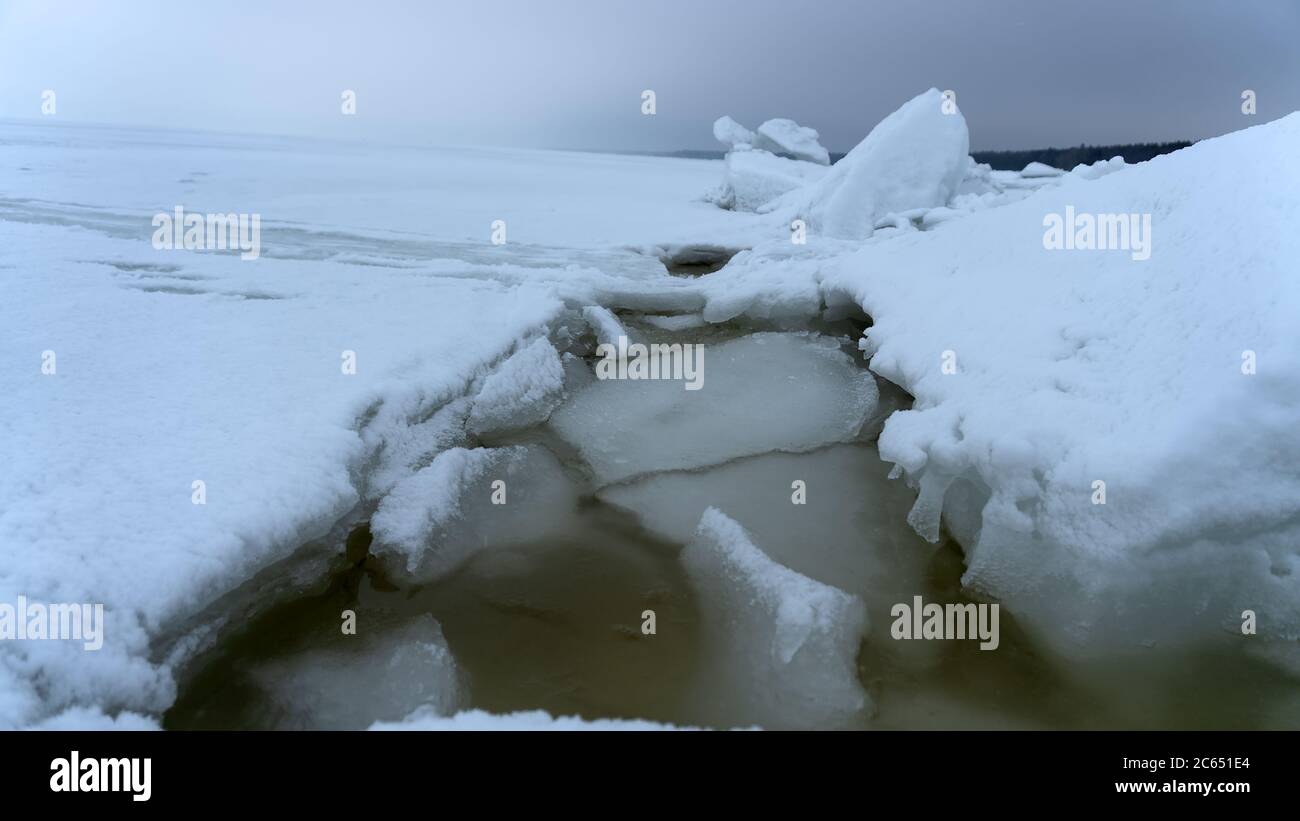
[682,508,870,729]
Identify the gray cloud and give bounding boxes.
[2,0,1296,151]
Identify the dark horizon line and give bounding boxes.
[611,140,1196,171]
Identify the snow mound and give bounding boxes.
[248,615,466,730]
[825,112,1300,664]
[766,89,970,239]
[370,445,577,581]
[753,118,831,166]
[548,332,878,485]
[682,508,870,729]
[1020,161,1064,177]
[467,337,565,436]
[712,115,755,150]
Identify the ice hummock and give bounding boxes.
[547,332,878,485]
[753,118,831,166]
[764,88,970,239]
[682,508,870,729]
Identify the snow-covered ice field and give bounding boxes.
[2,89,1299,730]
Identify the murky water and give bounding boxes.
[165,321,1300,730]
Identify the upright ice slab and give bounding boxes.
[682,508,870,729]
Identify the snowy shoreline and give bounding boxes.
[3,92,1298,729]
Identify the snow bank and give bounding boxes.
[682,508,870,729]
[0,119,766,728]
[0,223,568,727]
[823,113,1300,663]
[767,89,970,239]
[753,118,831,166]
[688,110,1300,672]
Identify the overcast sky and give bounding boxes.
[2,0,1297,152]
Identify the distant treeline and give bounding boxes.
[660,141,1193,170]
[970,141,1193,171]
